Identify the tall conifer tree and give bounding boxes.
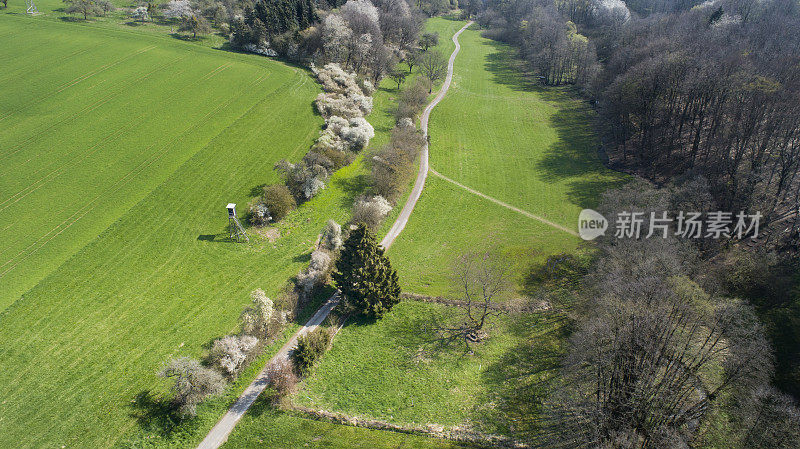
[333,224,401,319]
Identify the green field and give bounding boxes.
[387,22,624,296]
[292,20,623,437]
[0,12,366,449]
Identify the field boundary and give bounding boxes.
[285,404,532,449]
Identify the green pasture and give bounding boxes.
[0,13,359,449]
[296,301,567,437]
[387,22,625,296]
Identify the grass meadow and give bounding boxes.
[387,22,626,296]
[293,20,626,438]
[0,10,468,449]
[0,11,368,449]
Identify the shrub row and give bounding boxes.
[249,64,376,226]
[159,288,296,416]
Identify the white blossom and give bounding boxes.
[163,0,194,19]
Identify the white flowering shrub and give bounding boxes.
[315,93,363,119]
[243,43,278,57]
[297,249,333,297]
[130,6,150,22]
[208,335,259,377]
[163,0,193,19]
[320,219,342,251]
[360,79,375,96]
[240,289,274,339]
[303,177,326,199]
[159,357,225,417]
[341,117,375,151]
[321,15,353,64]
[326,115,350,134]
[398,117,414,129]
[315,129,347,153]
[249,201,271,227]
[341,0,380,31]
[352,195,392,229]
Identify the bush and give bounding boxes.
[320,219,343,251]
[340,117,375,151]
[297,249,333,299]
[274,160,329,201]
[370,124,424,201]
[274,287,300,320]
[267,359,299,405]
[248,199,271,227]
[395,78,431,121]
[352,195,393,230]
[207,335,259,377]
[262,184,296,221]
[158,357,225,417]
[293,327,333,375]
[240,289,274,340]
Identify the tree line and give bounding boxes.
[475,0,800,250]
[532,180,800,448]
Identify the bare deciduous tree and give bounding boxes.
[418,50,447,92]
[426,249,509,352]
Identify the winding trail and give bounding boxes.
[379,21,473,249]
[196,21,474,449]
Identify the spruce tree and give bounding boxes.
[333,224,401,319]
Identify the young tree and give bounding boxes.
[389,66,407,90]
[96,0,113,15]
[419,31,439,51]
[207,335,258,377]
[179,14,211,38]
[63,0,103,20]
[418,50,447,92]
[158,357,225,417]
[427,248,509,350]
[405,48,420,72]
[333,223,401,319]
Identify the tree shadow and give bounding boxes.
[385,302,484,362]
[475,312,570,438]
[537,100,626,208]
[330,173,370,208]
[59,16,87,22]
[481,38,627,210]
[482,40,543,93]
[127,390,189,440]
[250,183,267,198]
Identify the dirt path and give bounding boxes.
[380,21,474,250]
[429,168,579,237]
[196,21,474,449]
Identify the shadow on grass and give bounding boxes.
[330,173,370,208]
[127,390,193,440]
[375,302,483,362]
[481,38,626,210]
[476,312,570,438]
